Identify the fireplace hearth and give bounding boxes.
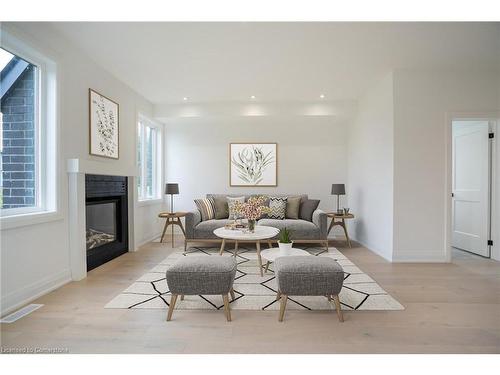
[85,174,128,271]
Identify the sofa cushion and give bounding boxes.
[194,197,216,221]
[213,196,229,219]
[268,196,287,219]
[286,196,301,219]
[194,219,233,239]
[299,199,320,222]
[227,196,245,220]
[257,219,320,240]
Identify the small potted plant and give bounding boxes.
[278,228,293,255]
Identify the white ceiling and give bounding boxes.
[50,22,500,104]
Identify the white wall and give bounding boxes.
[160,107,352,230]
[0,23,165,315]
[392,69,500,262]
[347,73,394,261]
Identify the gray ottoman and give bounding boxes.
[274,256,344,322]
[166,256,237,321]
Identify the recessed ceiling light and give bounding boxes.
[250,95,256,99]
[183,97,188,101]
[319,94,325,99]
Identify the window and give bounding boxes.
[137,116,162,201]
[1,33,57,221]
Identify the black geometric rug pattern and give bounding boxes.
[105,246,404,311]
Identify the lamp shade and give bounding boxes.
[165,183,179,195]
[331,184,345,195]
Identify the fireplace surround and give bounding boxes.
[85,174,128,271]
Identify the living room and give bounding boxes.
[1,1,500,371]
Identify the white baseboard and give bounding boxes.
[134,232,162,249]
[1,269,72,317]
[392,251,448,263]
[351,237,393,262]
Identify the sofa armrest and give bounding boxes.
[185,210,201,239]
[312,209,327,240]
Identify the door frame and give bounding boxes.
[445,112,499,262]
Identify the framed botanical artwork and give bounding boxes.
[230,143,277,187]
[89,88,119,159]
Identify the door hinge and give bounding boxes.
[488,240,493,246]
[489,132,494,139]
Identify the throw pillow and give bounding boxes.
[268,196,288,220]
[285,196,301,219]
[212,196,229,219]
[194,197,216,221]
[227,196,245,220]
[299,199,320,222]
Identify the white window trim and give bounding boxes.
[136,114,163,205]
[0,30,59,228]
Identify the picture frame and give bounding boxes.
[89,88,119,159]
[229,143,278,187]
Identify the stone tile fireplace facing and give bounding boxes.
[85,174,128,271]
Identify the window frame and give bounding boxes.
[136,114,163,204]
[0,31,59,225]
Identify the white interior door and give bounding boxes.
[452,121,490,257]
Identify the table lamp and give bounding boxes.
[165,183,179,213]
[331,184,345,214]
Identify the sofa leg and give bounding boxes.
[325,241,329,252]
[184,240,188,254]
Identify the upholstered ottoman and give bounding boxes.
[274,256,344,322]
[166,256,237,321]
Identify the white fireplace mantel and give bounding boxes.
[67,158,136,281]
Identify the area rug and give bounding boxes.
[105,246,404,311]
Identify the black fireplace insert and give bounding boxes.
[85,174,128,271]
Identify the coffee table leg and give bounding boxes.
[256,241,263,277]
[219,238,226,255]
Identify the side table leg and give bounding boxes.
[342,219,352,248]
[171,219,174,248]
[160,219,169,243]
[256,241,263,277]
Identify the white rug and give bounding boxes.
[105,245,404,311]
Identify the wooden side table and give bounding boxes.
[326,212,355,248]
[158,212,187,247]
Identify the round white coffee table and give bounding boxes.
[260,247,311,273]
[214,226,279,276]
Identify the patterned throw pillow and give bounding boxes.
[268,196,287,220]
[227,196,245,220]
[194,197,216,221]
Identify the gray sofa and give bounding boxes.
[184,194,328,251]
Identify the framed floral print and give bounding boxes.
[230,143,277,186]
[89,89,119,159]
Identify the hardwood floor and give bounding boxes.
[1,236,499,354]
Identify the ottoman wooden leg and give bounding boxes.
[333,295,344,322]
[276,290,281,301]
[167,294,178,321]
[279,294,287,322]
[230,288,235,300]
[265,261,270,273]
[222,294,231,322]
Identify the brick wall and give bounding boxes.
[1,65,36,209]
